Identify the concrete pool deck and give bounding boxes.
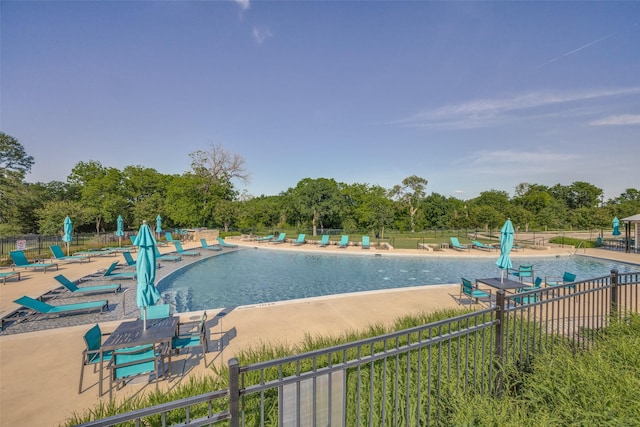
[0,239,638,426]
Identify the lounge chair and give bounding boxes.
[101,261,137,280]
[122,251,137,266]
[511,264,534,282]
[0,270,20,284]
[79,324,113,394]
[54,274,121,295]
[10,250,59,273]
[107,344,164,399]
[173,241,200,256]
[291,234,306,246]
[73,249,114,259]
[361,236,370,249]
[50,245,90,263]
[338,235,349,248]
[449,237,470,252]
[13,295,108,317]
[171,311,209,370]
[545,272,577,289]
[153,246,182,262]
[200,238,222,251]
[217,237,238,248]
[460,278,491,305]
[256,235,274,242]
[471,240,495,251]
[318,235,330,247]
[269,233,287,244]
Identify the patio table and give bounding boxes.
[99,316,179,396]
[476,277,530,292]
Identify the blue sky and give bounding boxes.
[2,1,639,200]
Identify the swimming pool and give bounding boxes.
[158,249,639,312]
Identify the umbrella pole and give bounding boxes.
[66,241,70,257]
[143,307,147,331]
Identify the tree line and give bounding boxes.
[1,132,638,237]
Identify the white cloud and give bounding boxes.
[396,87,640,130]
[234,0,250,11]
[590,114,640,126]
[253,26,273,45]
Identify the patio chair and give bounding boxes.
[171,311,209,370]
[460,278,491,305]
[511,264,534,282]
[141,303,171,320]
[449,237,470,252]
[471,240,495,251]
[361,235,370,249]
[269,233,287,244]
[50,245,90,263]
[173,241,200,256]
[79,324,113,394]
[153,246,182,262]
[108,344,165,399]
[0,270,20,284]
[101,261,137,280]
[54,274,121,295]
[9,250,59,273]
[13,295,108,317]
[291,234,306,246]
[514,277,542,305]
[338,235,349,248]
[318,234,330,247]
[545,272,577,289]
[200,238,222,251]
[217,237,238,248]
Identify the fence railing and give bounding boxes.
[76,270,640,426]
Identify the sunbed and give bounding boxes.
[14,295,108,317]
[10,250,59,273]
[50,245,91,263]
[54,274,121,295]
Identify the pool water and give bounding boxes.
[158,249,639,312]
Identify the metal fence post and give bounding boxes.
[610,269,619,315]
[493,290,506,396]
[228,357,240,427]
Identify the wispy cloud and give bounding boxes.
[396,87,640,130]
[253,26,273,45]
[234,0,250,12]
[590,114,640,126]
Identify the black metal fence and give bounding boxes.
[76,270,639,426]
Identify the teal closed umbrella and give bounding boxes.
[612,217,621,236]
[134,221,161,329]
[496,219,514,282]
[62,216,72,256]
[155,215,163,237]
[116,215,124,247]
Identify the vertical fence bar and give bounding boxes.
[228,358,240,427]
[493,290,505,396]
[610,269,619,316]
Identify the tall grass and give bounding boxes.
[63,312,640,426]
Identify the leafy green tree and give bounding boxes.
[0,133,35,228]
[288,178,343,236]
[36,200,91,236]
[164,174,202,227]
[389,175,428,233]
[551,181,603,210]
[236,195,283,231]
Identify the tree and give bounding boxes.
[288,178,343,236]
[0,133,35,227]
[389,175,428,232]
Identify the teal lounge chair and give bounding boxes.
[471,240,495,251]
[217,237,238,248]
[270,233,287,244]
[171,311,209,370]
[14,295,108,317]
[101,261,136,280]
[73,249,113,259]
[460,278,491,305]
[318,235,330,247]
[173,242,200,256]
[54,274,121,295]
[291,234,306,246]
[79,324,113,394]
[0,270,20,284]
[165,232,179,243]
[338,235,349,248]
[361,236,370,249]
[449,237,470,252]
[50,245,90,263]
[122,251,137,266]
[153,246,181,262]
[200,239,222,251]
[256,235,274,242]
[10,250,59,273]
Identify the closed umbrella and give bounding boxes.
[134,221,161,330]
[155,215,163,238]
[62,216,72,256]
[612,217,621,236]
[116,215,124,247]
[495,218,514,283]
